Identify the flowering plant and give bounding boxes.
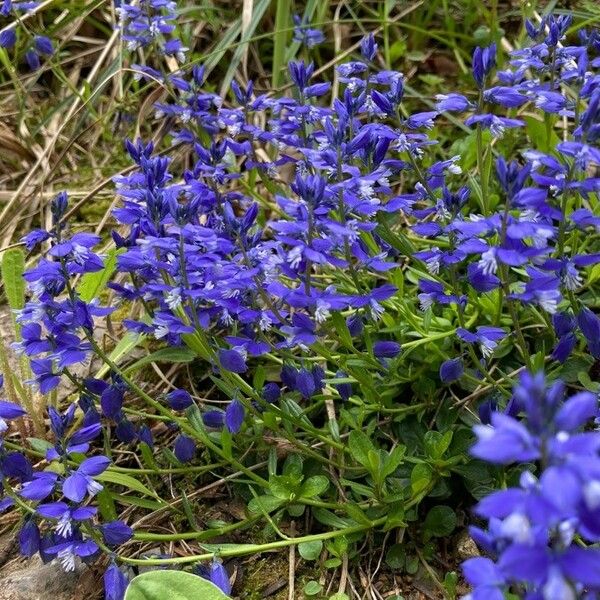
[0,1,600,599]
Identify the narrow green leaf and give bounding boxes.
[96,488,118,521]
[1,247,25,311]
[272,0,291,88]
[97,470,162,500]
[124,346,196,373]
[95,331,144,378]
[77,247,122,302]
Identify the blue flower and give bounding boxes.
[439,358,464,383]
[104,562,129,600]
[292,15,325,48]
[101,520,134,546]
[165,388,193,411]
[225,399,245,433]
[173,435,195,463]
[62,456,110,502]
[218,348,247,374]
[472,43,496,88]
[457,327,506,359]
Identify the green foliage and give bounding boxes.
[124,571,229,600]
[78,248,122,302]
[1,247,25,312]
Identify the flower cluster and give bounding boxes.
[117,0,186,60]
[463,371,600,599]
[17,193,111,393]
[5,3,600,599]
[0,380,132,579]
[0,1,54,69]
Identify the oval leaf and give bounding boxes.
[124,570,230,600]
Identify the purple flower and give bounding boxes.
[34,35,53,55]
[360,33,377,61]
[373,341,401,359]
[0,28,16,49]
[218,348,247,374]
[435,93,473,112]
[262,383,280,403]
[464,371,600,597]
[457,327,506,359]
[462,557,505,600]
[225,399,244,433]
[578,308,600,358]
[104,562,129,600]
[45,536,99,571]
[203,410,225,428]
[20,472,58,501]
[37,502,96,537]
[174,435,195,463]
[197,560,231,595]
[101,521,134,546]
[439,358,464,383]
[483,86,527,108]
[333,371,352,401]
[0,400,26,433]
[292,15,325,48]
[472,43,496,88]
[166,389,193,411]
[19,520,40,557]
[62,456,110,502]
[465,114,524,137]
[25,49,40,70]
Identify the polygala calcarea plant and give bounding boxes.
[1,1,600,599]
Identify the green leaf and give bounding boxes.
[330,312,354,349]
[112,494,168,511]
[272,0,291,88]
[525,115,559,153]
[124,571,229,600]
[26,437,54,454]
[304,581,323,596]
[97,470,162,500]
[298,540,323,561]
[343,502,372,525]
[95,331,144,378]
[1,247,25,312]
[312,507,351,529]
[411,463,433,494]
[348,430,376,469]
[269,474,302,500]
[300,475,329,498]
[444,571,458,599]
[324,558,342,568]
[383,500,406,531]
[124,346,196,373]
[424,431,453,459]
[247,494,284,514]
[182,490,200,531]
[382,445,406,478]
[423,505,457,538]
[96,488,118,521]
[385,543,405,570]
[77,247,121,302]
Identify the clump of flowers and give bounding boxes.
[1,2,600,600]
[0,1,54,69]
[463,371,600,599]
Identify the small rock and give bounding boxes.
[0,555,87,600]
[456,531,480,560]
